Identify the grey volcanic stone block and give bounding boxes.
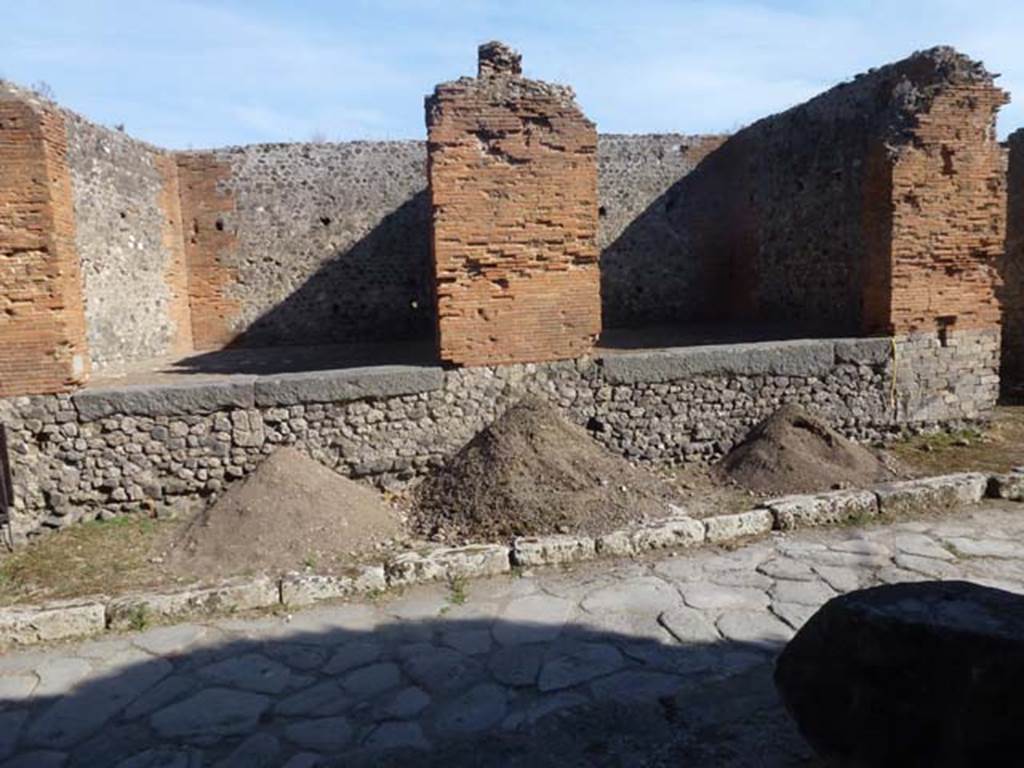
[875,473,988,517]
[254,366,443,406]
[73,378,256,420]
[833,337,891,367]
[600,339,835,384]
[775,581,1024,766]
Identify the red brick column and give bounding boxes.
[0,90,90,396]
[426,42,601,366]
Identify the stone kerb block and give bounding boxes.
[254,366,444,407]
[704,509,774,543]
[386,545,511,586]
[630,515,706,552]
[0,599,106,645]
[874,473,988,517]
[764,490,879,531]
[512,535,596,566]
[106,577,279,629]
[73,378,256,420]
[280,567,387,607]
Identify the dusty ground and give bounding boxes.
[5,406,1024,607]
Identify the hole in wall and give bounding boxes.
[320,216,332,227]
[598,206,607,218]
[214,219,225,232]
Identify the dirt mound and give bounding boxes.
[169,447,402,580]
[719,404,894,495]
[411,396,678,542]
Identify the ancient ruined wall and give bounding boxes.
[177,142,432,350]
[426,43,601,365]
[597,134,727,327]
[0,85,90,397]
[664,47,1008,338]
[1002,130,1024,392]
[65,113,193,370]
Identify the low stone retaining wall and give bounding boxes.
[0,470,1011,647]
[0,330,998,539]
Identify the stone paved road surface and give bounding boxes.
[3,503,1024,767]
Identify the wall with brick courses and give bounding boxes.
[176,142,432,350]
[426,45,601,365]
[1000,130,1024,392]
[0,85,90,397]
[662,47,1008,339]
[0,330,998,539]
[64,112,193,370]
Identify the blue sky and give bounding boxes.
[2,0,1022,148]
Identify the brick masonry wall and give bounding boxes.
[0,330,998,539]
[662,47,1008,338]
[64,112,193,370]
[177,142,432,350]
[426,44,601,365]
[0,85,90,397]
[1000,130,1024,391]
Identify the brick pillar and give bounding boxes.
[0,89,90,396]
[426,42,601,366]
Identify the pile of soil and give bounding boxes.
[411,396,679,542]
[169,447,402,579]
[719,404,895,495]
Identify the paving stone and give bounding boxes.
[943,536,1024,559]
[32,657,92,697]
[771,602,819,630]
[504,691,590,730]
[891,534,957,561]
[716,611,794,648]
[131,625,207,657]
[658,606,721,644]
[488,644,544,686]
[493,595,574,645]
[403,647,482,694]
[341,663,401,697]
[757,557,817,581]
[701,543,774,572]
[651,556,705,583]
[198,654,291,694]
[25,658,172,748]
[279,754,328,768]
[123,675,196,719]
[265,644,329,672]
[214,733,280,768]
[827,538,891,556]
[770,580,836,607]
[71,722,161,768]
[875,567,929,585]
[375,686,431,720]
[894,553,963,579]
[590,670,684,702]
[322,642,381,675]
[150,688,270,741]
[0,675,36,704]
[679,583,770,612]
[362,721,430,752]
[580,576,682,614]
[275,681,350,717]
[538,642,624,692]
[811,565,865,594]
[705,568,774,589]
[284,717,352,752]
[434,684,508,735]
[440,628,493,656]
[0,710,28,761]
[114,747,203,768]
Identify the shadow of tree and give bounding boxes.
[0,607,813,767]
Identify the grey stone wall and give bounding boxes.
[0,331,999,540]
[597,134,727,327]
[196,141,434,347]
[65,112,187,370]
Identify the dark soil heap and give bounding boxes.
[719,404,894,495]
[169,447,401,580]
[411,396,678,542]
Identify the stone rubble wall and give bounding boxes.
[64,111,193,370]
[0,330,997,540]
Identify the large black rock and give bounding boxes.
[775,581,1024,767]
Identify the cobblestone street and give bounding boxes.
[3,503,1024,767]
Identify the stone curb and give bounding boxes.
[0,470,1014,647]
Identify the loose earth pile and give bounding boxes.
[411,396,679,542]
[719,404,894,495]
[169,446,401,579]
